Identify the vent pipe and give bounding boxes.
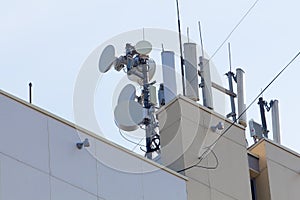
[271,100,281,144]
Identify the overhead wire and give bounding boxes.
[177,51,300,173]
[189,0,261,87]
[207,0,261,63]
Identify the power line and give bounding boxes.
[208,0,260,62]
[190,0,261,86]
[177,51,300,173]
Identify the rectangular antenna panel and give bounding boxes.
[271,100,281,144]
[249,119,263,139]
[149,85,157,105]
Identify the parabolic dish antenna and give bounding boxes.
[118,84,136,104]
[98,45,116,73]
[127,59,156,85]
[114,101,144,131]
[135,40,152,55]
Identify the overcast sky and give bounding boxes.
[1,0,300,153]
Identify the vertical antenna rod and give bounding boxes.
[29,82,32,104]
[228,43,232,72]
[175,0,186,96]
[198,21,204,57]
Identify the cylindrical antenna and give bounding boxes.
[29,82,32,104]
[236,68,247,127]
[175,0,186,96]
[161,51,177,104]
[198,21,204,57]
[184,43,199,101]
[200,56,213,109]
[271,100,281,144]
[228,43,232,72]
[161,43,164,52]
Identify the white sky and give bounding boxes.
[1,0,300,153]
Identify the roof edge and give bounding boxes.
[0,89,188,181]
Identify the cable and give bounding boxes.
[177,148,218,173]
[208,0,260,63]
[119,129,146,147]
[132,137,146,151]
[196,149,219,170]
[177,51,300,173]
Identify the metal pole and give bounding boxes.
[175,0,186,96]
[142,61,152,159]
[258,97,268,138]
[227,72,236,121]
[29,82,32,104]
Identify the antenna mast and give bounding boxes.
[99,41,160,160]
[226,43,237,121]
[175,0,186,96]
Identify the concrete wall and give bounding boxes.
[0,91,187,200]
[157,95,252,200]
[250,139,300,200]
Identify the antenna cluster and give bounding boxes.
[96,2,255,159]
[97,28,249,159]
[99,40,160,159]
[250,98,281,144]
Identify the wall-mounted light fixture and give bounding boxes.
[76,138,90,149]
[211,122,224,132]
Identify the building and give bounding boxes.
[0,89,299,199]
[248,138,300,200]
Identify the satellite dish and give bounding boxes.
[135,40,152,55]
[99,45,116,73]
[127,59,156,85]
[114,101,144,131]
[118,84,136,104]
